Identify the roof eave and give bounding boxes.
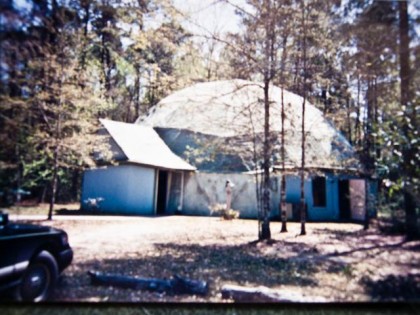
[272,165,364,175]
[122,160,196,172]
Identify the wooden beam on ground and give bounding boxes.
[221,284,328,302]
[88,271,208,296]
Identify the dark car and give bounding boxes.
[0,211,73,302]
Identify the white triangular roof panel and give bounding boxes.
[100,119,196,171]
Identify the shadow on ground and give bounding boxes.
[43,219,420,303]
[52,238,420,302]
[52,241,329,301]
[85,242,319,286]
[360,274,420,301]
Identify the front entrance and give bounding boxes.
[156,170,168,215]
[339,180,351,220]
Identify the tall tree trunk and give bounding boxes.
[259,0,275,241]
[299,0,307,236]
[399,1,410,107]
[373,77,380,160]
[355,75,361,146]
[363,79,374,230]
[280,85,287,233]
[261,78,271,240]
[8,51,21,97]
[280,34,288,233]
[71,169,80,202]
[79,0,91,73]
[135,66,141,119]
[48,133,59,220]
[41,186,47,204]
[363,75,375,230]
[247,105,262,237]
[322,88,328,115]
[399,1,417,239]
[101,25,112,100]
[48,51,64,220]
[346,96,352,145]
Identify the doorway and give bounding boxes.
[339,180,351,220]
[156,170,168,215]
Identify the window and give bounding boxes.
[312,176,326,207]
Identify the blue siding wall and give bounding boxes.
[285,175,302,204]
[81,164,156,215]
[284,174,340,221]
[308,176,339,221]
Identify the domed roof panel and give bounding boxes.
[139,80,331,138]
[137,80,359,170]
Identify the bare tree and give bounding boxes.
[279,30,290,233]
[398,1,417,239]
[299,0,308,235]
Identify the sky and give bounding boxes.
[172,0,243,37]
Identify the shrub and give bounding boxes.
[209,203,240,220]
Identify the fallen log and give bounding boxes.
[87,271,208,296]
[221,284,328,303]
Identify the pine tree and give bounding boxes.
[398,1,418,239]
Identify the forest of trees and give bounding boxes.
[0,0,418,237]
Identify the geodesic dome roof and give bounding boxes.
[136,80,359,172]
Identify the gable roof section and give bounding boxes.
[100,119,196,171]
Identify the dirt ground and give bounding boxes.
[11,214,420,303]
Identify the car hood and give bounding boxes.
[0,223,61,237]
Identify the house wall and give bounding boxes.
[81,164,371,222]
[182,172,367,221]
[182,172,280,218]
[308,176,340,221]
[81,164,156,215]
[306,175,374,222]
[182,172,348,220]
[283,175,339,221]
